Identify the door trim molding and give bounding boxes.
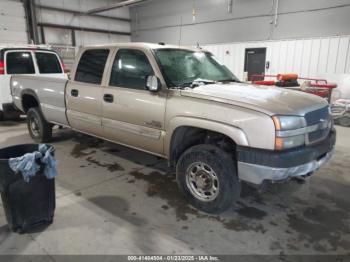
[103,118,162,140]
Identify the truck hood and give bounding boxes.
[180,83,329,116]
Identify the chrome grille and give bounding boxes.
[305,106,331,143]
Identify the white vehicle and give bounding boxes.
[0,45,67,120]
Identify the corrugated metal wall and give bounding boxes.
[36,0,131,46]
[204,35,350,99]
[204,35,350,81]
[131,0,350,45]
[0,0,28,44]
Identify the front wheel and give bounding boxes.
[176,144,240,214]
[27,107,52,143]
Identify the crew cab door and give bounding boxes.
[102,48,166,155]
[66,49,111,137]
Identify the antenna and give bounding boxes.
[178,16,183,46]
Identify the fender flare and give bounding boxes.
[165,116,249,158]
[20,89,41,112]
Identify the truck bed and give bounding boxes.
[11,75,69,126]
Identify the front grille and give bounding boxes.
[305,106,331,143]
[305,106,329,126]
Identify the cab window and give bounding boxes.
[75,49,110,85]
[109,49,154,90]
[6,52,35,74]
[35,52,62,74]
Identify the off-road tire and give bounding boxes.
[27,107,52,143]
[176,144,240,214]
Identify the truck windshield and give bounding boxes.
[154,49,239,88]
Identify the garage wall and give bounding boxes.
[131,0,350,45]
[35,0,131,70]
[36,0,131,46]
[204,35,350,100]
[0,0,28,44]
[130,0,350,100]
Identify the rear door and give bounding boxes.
[66,48,111,137]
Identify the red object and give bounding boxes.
[250,73,337,102]
[0,60,4,74]
[277,74,298,81]
[302,90,330,99]
[310,83,337,89]
[253,80,276,86]
[302,83,337,101]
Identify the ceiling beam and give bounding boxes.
[37,22,131,36]
[86,0,146,15]
[36,5,131,23]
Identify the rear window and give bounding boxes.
[75,49,110,85]
[6,52,35,74]
[35,52,62,74]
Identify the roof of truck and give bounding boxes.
[83,42,202,51]
[0,44,53,50]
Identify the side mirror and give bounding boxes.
[146,75,161,92]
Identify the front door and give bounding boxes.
[66,49,110,137]
[244,48,266,81]
[102,48,166,155]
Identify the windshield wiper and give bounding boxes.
[218,78,241,83]
[179,78,216,88]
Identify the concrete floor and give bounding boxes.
[0,120,349,256]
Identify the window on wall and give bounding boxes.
[6,52,35,74]
[109,49,154,90]
[75,49,110,84]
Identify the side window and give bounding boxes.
[75,49,110,85]
[35,52,62,74]
[110,49,154,90]
[6,52,35,74]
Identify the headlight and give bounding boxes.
[272,115,305,130]
[272,115,306,150]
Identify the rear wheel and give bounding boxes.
[27,107,52,143]
[176,144,240,214]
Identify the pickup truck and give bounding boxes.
[11,43,336,213]
[0,45,67,120]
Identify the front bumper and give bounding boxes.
[237,130,336,185]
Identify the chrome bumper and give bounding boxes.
[238,149,334,185]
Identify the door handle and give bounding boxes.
[103,94,114,103]
[71,89,79,97]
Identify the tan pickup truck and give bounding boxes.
[11,43,336,213]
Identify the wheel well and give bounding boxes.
[22,94,39,113]
[169,126,236,167]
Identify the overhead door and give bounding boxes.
[0,0,28,44]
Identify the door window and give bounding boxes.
[110,49,154,90]
[6,52,35,74]
[75,49,110,85]
[35,52,62,74]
